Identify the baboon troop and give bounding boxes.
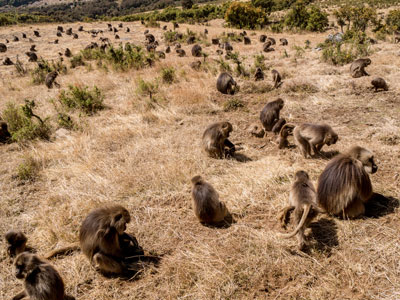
[371,77,388,91]
[13,252,75,300]
[191,44,202,57]
[350,58,371,78]
[293,123,338,158]
[80,205,145,276]
[216,72,237,95]
[202,121,235,159]
[260,98,284,132]
[317,146,377,219]
[191,176,230,225]
[279,171,319,249]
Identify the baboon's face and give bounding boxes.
[222,122,233,137]
[326,133,338,146]
[112,209,130,235]
[14,253,32,279]
[364,59,371,66]
[361,153,378,174]
[295,170,309,181]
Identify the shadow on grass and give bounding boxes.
[364,193,400,218]
[309,218,339,255]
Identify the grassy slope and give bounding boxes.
[0,18,399,300]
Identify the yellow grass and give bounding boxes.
[0,18,399,300]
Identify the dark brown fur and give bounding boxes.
[317,146,377,218]
[202,121,235,159]
[191,44,202,57]
[45,71,59,89]
[5,230,27,257]
[260,98,284,132]
[371,77,388,92]
[271,118,286,135]
[254,67,264,81]
[0,121,11,143]
[271,69,281,88]
[216,72,237,95]
[278,124,295,149]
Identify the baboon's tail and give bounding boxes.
[279,204,311,239]
[44,243,80,259]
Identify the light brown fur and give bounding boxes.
[202,122,235,159]
[350,58,371,78]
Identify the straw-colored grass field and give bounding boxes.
[0,17,399,300]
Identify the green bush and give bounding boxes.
[57,113,75,130]
[58,85,104,115]
[225,2,267,29]
[306,5,328,32]
[136,78,158,100]
[251,0,274,13]
[31,58,67,85]
[386,9,400,31]
[223,98,245,111]
[334,5,377,33]
[284,1,328,32]
[70,55,86,68]
[16,155,40,182]
[161,67,176,84]
[321,40,371,66]
[2,101,51,142]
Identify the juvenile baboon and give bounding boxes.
[254,67,264,81]
[26,51,38,62]
[247,123,265,138]
[244,36,251,45]
[224,42,233,51]
[271,69,281,88]
[45,71,59,89]
[202,121,235,159]
[113,27,118,33]
[293,123,338,158]
[22,33,27,39]
[271,118,286,135]
[278,124,295,149]
[187,36,196,44]
[371,77,388,91]
[13,36,19,42]
[57,26,64,32]
[80,205,144,276]
[5,230,27,257]
[54,39,59,44]
[126,27,130,33]
[280,38,288,46]
[115,34,120,40]
[118,23,123,28]
[176,49,186,57]
[145,33,155,43]
[317,146,378,218]
[73,33,79,39]
[3,57,14,65]
[12,252,75,300]
[165,46,171,53]
[78,25,84,31]
[191,176,229,225]
[211,38,219,45]
[57,31,62,37]
[191,44,202,57]
[278,171,319,249]
[175,43,181,49]
[30,44,36,52]
[0,42,7,52]
[217,72,237,94]
[190,60,202,70]
[33,30,40,37]
[260,98,284,131]
[259,34,267,42]
[65,48,72,57]
[156,51,166,59]
[350,58,371,78]
[216,49,223,55]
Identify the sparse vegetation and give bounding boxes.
[160,67,176,84]
[58,85,104,114]
[16,155,40,182]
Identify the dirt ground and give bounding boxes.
[0,18,399,300]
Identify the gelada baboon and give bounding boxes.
[259,34,267,42]
[65,48,72,57]
[12,252,75,300]
[0,42,7,52]
[45,71,59,89]
[26,52,37,62]
[260,98,284,132]
[293,123,338,158]
[187,36,196,44]
[211,38,219,45]
[244,36,251,45]
[80,205,144,276]
[254,67,264,81]
[280,38,288,46]
[371,77,388,92]
[317,146,378,219]
[278,171,319,249]
[57,26,64,32]
[191,44,202,57]
[191,176,229,225]
[248,123,265,138]
[30,45,36,52]
[271,118,286,135]
[57,31,62,37]
[271,69,281,88]
[202,121,235,159]
[5,230,27,257]
[216,72,237,95]
[176,49,186,57]
[33,30,40,37]
[350,58,371,78]
[278,124,295,149]
[3,57,14,65]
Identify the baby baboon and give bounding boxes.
[259,98,284,132]
[248,123,265,138]
[271,118,286,135]
[80,205,144,276]
[26,51,38,62]
[350,58,371,78]
[3,57,14,65]
[57,31,62,37]
[259,34,267,43]
[78,25,84,31]
[254,67,264,81]
[371,77,388,92]
[280,38,288,46]
[278,124,295,149]
[13,252,75,300]
[202,121,235,159]
[165,46,171,53]
[5,230,27,257]
[279,171,319,249]
[22,33,27,38]
[271,69,281,88]
[13,36,19,42]
[244,36,251,45]
[317,146,378,219]
[45,71,59,89]
[66,28,72,35]
[293,123,338,158]
[73,33,79,39]
[191,44,202,57]
[217,72,237,95]
[57,26,64,32]
[191,176,229,225]
[30,44,36,52]
[176,49,186,57]
[65,48,72,57]
[211,38,219,45]
[187,36,196,44]
[0,42,7,52]
[33,30,40,37]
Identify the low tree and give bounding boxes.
[225,2,267,29]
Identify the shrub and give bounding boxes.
[57,113,75,130]
[225,2,267,29]
[136,78,158,100]
[306,5,328,32]
[161,67,176,84]
[285,1,328,32]
[70,54,86,68]
[182,0,193,10]
[223,98,245,111]
[58,85,104,114]
[251,0,274,13]
[16,155,40,182]
[386,9,400,31]
[2,100,51,142]
[334,5,377,33]
[31,58,67,84]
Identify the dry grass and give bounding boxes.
[0,18,400,300]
